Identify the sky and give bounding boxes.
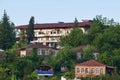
[0,0,120,26]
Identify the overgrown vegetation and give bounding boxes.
[0,11,120,80]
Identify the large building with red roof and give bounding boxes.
[15,20,92,48]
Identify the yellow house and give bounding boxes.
[19,43,58,57]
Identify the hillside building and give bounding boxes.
[15,20,92,48]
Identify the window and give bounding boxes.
[96,68,99,74]
[46,31,49,34]
[46,37,49,40]
[37,49,42,55]
[60,31,62,34]
[51,37,55,40]
[41,38,43,41]
[39,32,44,34]
[85,68,88,74]
[77,68,80,73]
[81,68,84,73]
[67,30,69,33]
[91,68,94,74]
[53,32,56,34]
[51,31,56,34]
[57,29,60,34]
[45,49,49,55]
[100,68,103,74]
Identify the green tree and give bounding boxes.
[52,46,76,74]
[73,17,79,28]
[26,16,35,43]
[0,65,11,80]
[93,25,120,52]
[6,43,19,63]
[19,30,26,43]
[60,28,84,47]
[86,15,115,45]
[82,45,96,61]
[98,51,111,65]
[60,18,84,47]
[15,58,34,79]
[86,15,104,44]
[0,50,6,63]
[0,10,16,50]
[48,76,59,80]
[25,72,38,80]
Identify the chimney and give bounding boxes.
[58,21,64,24]
[82,19,93,22]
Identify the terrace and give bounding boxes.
[36,65,54,76]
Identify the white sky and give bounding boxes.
[0,0,120,25]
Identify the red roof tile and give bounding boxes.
[75,45,86,51]
[76,60,106,66]
[20,43,50,50]
[15,21,92,29]
[73,45,100,53]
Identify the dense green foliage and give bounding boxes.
[58,15,120,79]
[18,30,26,43]
[26,16,35,43]
[0,11,16,50]
[73,17,79,28]
[60,18,84,47]
[60,28,84,47]
[0,13,120,80]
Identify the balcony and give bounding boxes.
[36,70,54,76]
[36,65,54,76]
[36,34,62,37]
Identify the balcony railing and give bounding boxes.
[36,70,54,76]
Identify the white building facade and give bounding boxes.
[15,20,92,48]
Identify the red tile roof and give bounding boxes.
[20,43,50,50]
[74,45,86,51]
[72,45,100,53]
[15,21,92,29]
[76,60,106,66]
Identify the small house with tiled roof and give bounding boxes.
[75,60,106,78]
[72,45,100,60]
[19,42,58,57]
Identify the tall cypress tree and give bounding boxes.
[26,16,35,43]
[73,17,79,28]
[0,10,16,50]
